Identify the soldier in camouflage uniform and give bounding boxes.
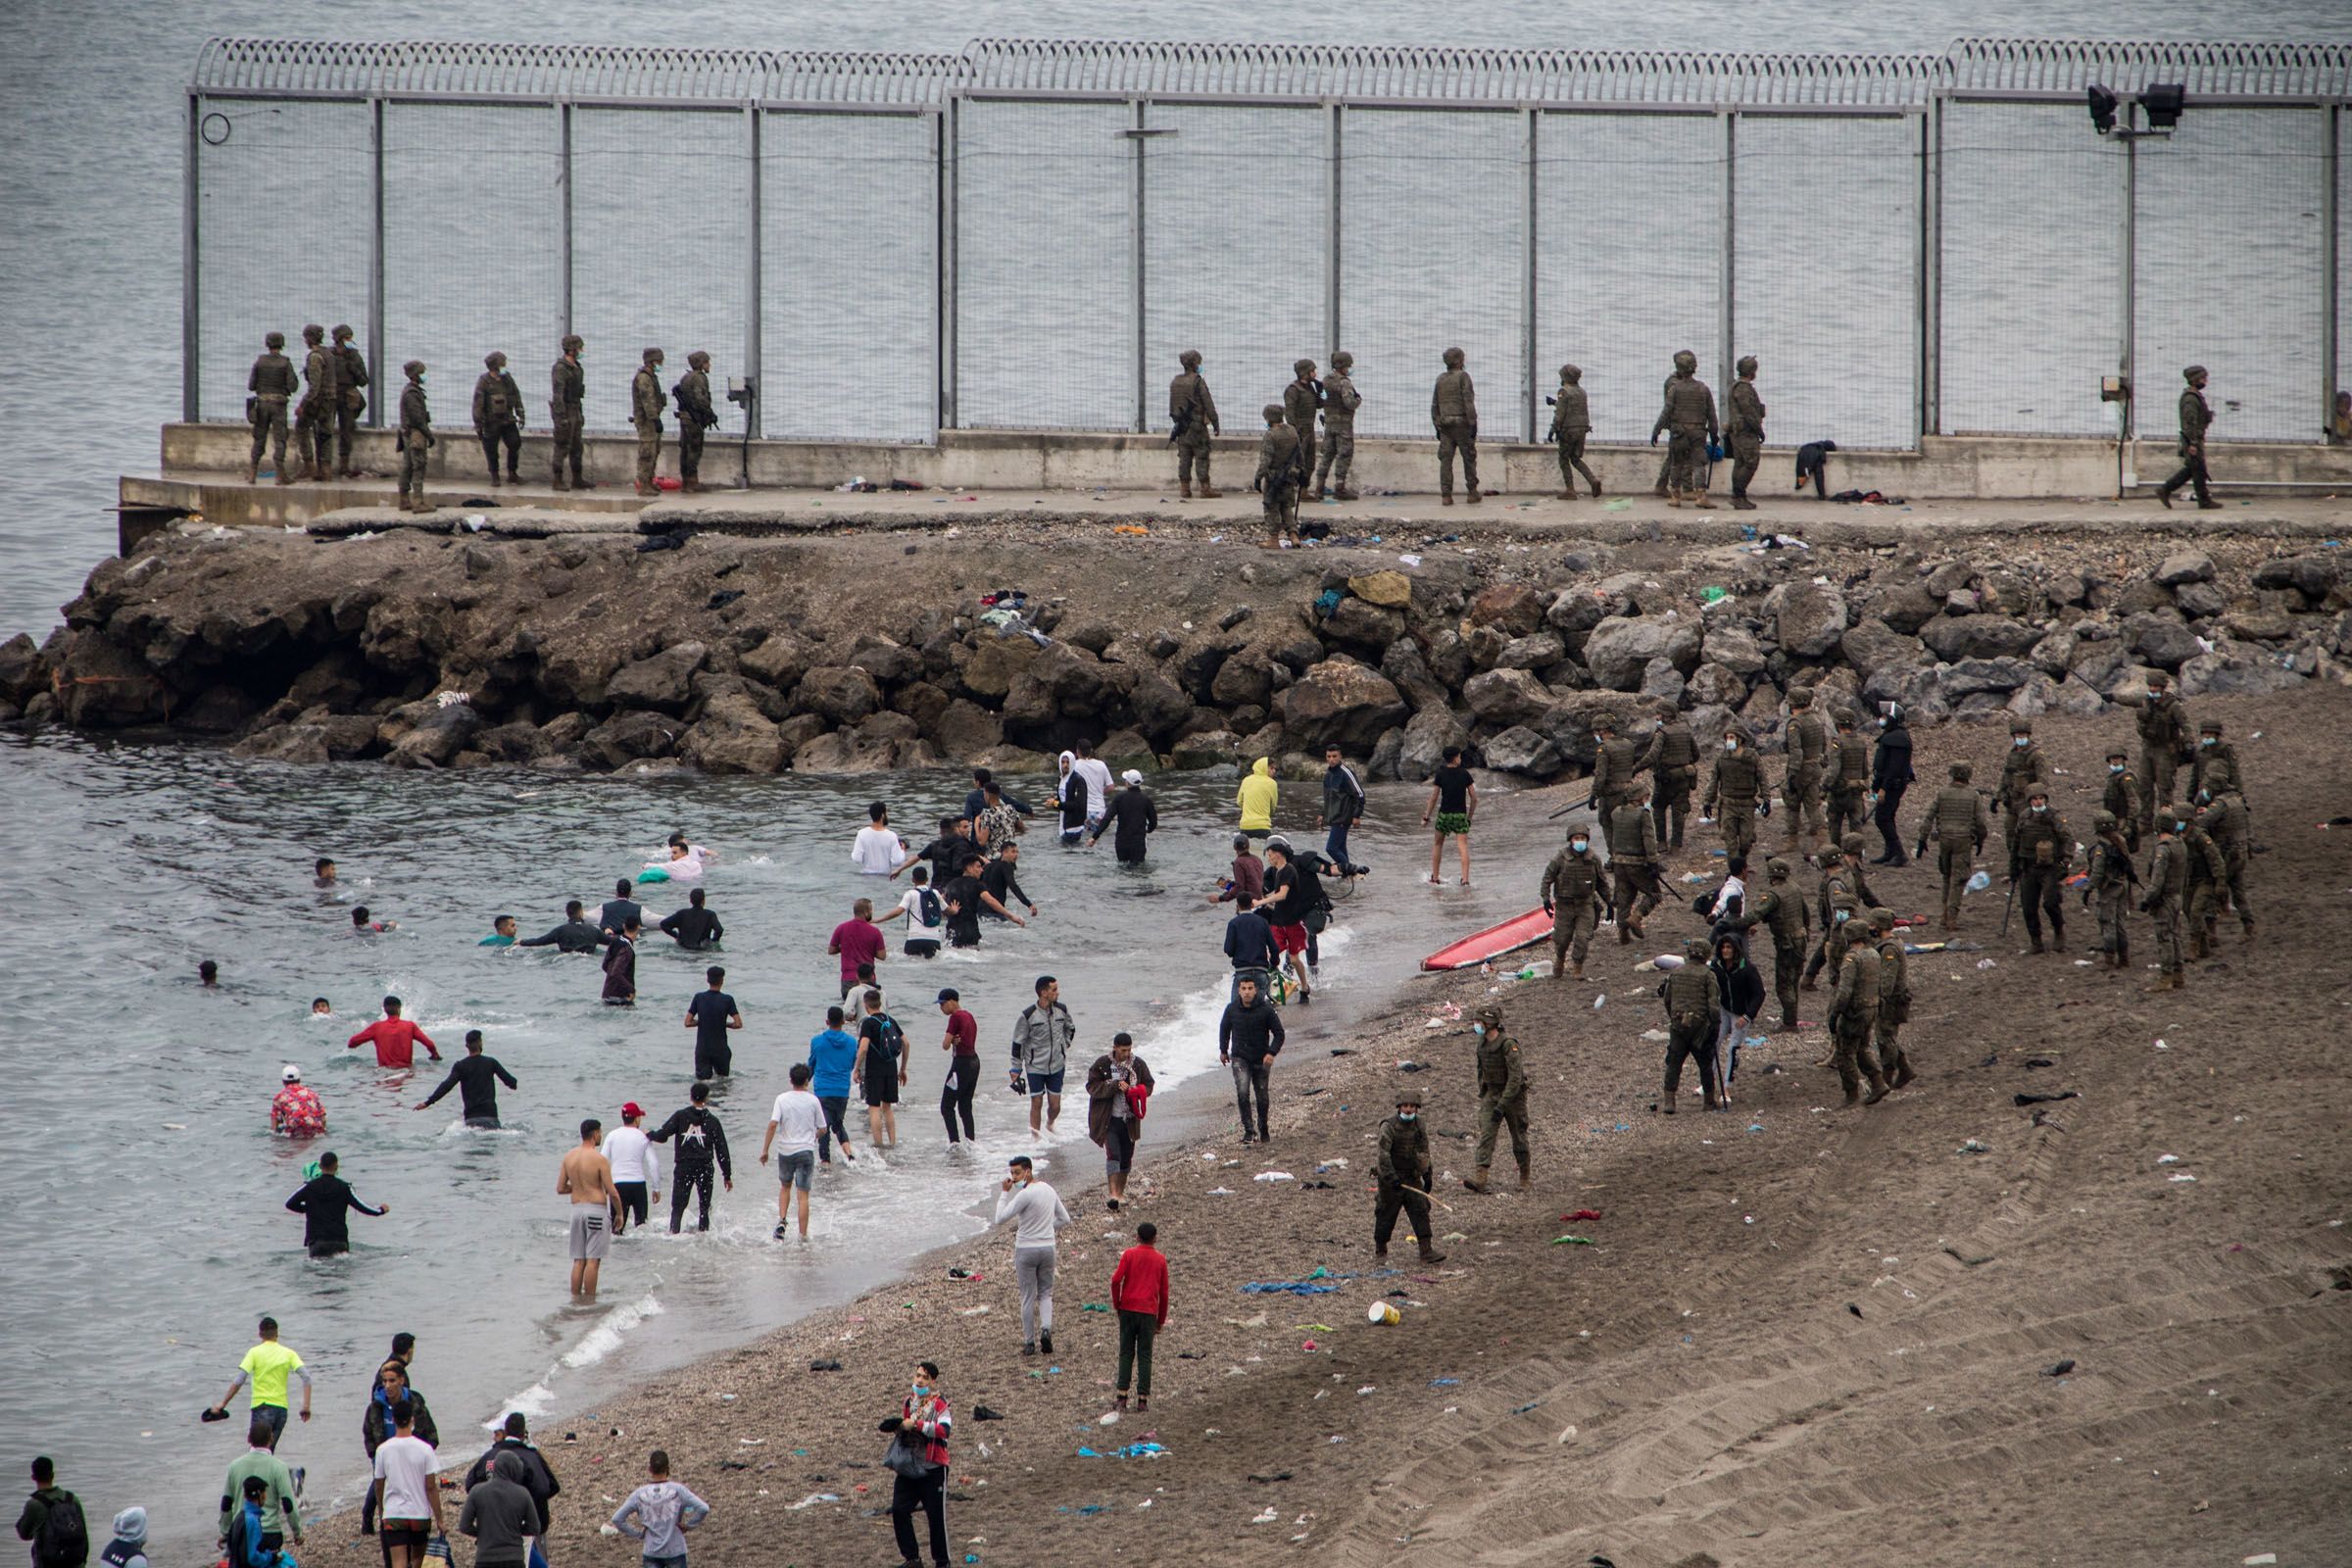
[1168,349,1221,500]
[246,331,298,486]
[1780,687,1830,854]
[1607,780,1662,942]
[1656,937,1721,1114]
[1648,349,1719,509]
[1996,717,2052,862]
[2201,784,2253,940]
[2190,718,2247,808]
[2183,804,2230,956]
[2134,669,2192,831]
[1252,403,1303,545]
[1704,727,1765,860]
[1639,703,1700,849]
[673,351,716,493]
[1372,1091,1446,1262]
[1804,836,1877,988]
[1913,760,1987,931]
[1431,347,1480,505]
[1727,355,1765,511]
[2103,748,2143,854]
[395,360,435,514]
[1727,855,1808,1030]
[1825,708,1871,846]
[296,324,340,482]
[2084,809,2138,972]
[1546,363,1600,500]
[631,347,667,496]
[1868,906,1914,1091]
[472,351,524,486]
[550,335,587,491]
[1284,359,1322,498]
[1314,351,1361,501]
[1540,825,1612,981]
[330,325,368,477]
[2154,364,2220,510]
[2010,786,2072,955]
[1828,901,1886,1106]
[2140,813,2189,991]
[1588,712,1638,834]
[1461,1004,1530,1192]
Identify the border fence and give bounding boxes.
[185,36,2350,453]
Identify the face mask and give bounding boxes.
[1724,739,1739,752]
[1397,1110,1417,1122]
[2033,804,2046,814]
[2200,737,2215,748]
[1571,839,1589,853]
[1835,910,1849,924]
[911,1382,931,1398]
[2013,736,2029,749]
[1472,1023,1487,1037]
[2109,763,2124,774]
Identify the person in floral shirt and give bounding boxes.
[271,1065,326,1138]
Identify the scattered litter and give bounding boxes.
[1975,958,1997,969]
[2170,1173,2198,1184]
[1077,1442,1168,1459]
[1510,1401,1540,1414]
[1561,1209,1602,1222]
[808,1359,842,1372]
[1207,1186,1237,1196]
[1252,1507,1280,1524]
[2044,1359,2077,1377]
[1242,1280,1339,1297]
[1958,1140,1988,1154]
[1080,1302,1112,1313]
[1556,1424,1579,1444]
[1640,1028,1669,1042]
[1397,554,1422,566]
[1428,1378,1459,1388]
[957,1305,992,1317]
[1550,1235,1594,1247]
[971,1405,1004,1421]
[1248,1471,1292,1483]
[786,1493,840,1510]
[2156,1154,2180,1165]
[1592,994,1607,1009]
[1253,1170,1296,1183]
[1366,1302,1400,1325]
[2244,1555,2278,1565]
[2013,1091,2079,1106]
[1846,1303,1864,1318]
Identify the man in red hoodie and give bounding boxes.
[347,996,439,1069]
[1107,1221,1170,1417]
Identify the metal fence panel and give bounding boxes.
[2339,109,2349,432]
[760,111,935,444]
[1338,109,1523,441]
[955,100,1129,430]
[570,109,751,433]
[1939,103,2127,436]
[1141,104,1324,439]
[1731,115,1919,451]
[194,98,371,426]
[381,103,563,449]
[2138,108,2328,444]
[1536,112,1720,445]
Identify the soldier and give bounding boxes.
[2190,718,2246,807]
[395,360,435,515]
[1460,1004,1529,1192]
[673,351,716,493]
[1869,702,1915,866]
[1252,403,1304,546]
[2140,813,2189,991]
[2135,669,2192,830]
[2183,804,2231,956]
[1588,712,1638,831]
[330,325,368,477]
[630,347,667,496]
[1803,836,1878,989]
[1781,687,1830,854]
[1650,367,1677,498]
[550,335,587,491]
[1167,349,1221,500]
[245,330,298,486]
[296,324,340,482]
[1827,903,1886,1107]
[2010,785,2071,955]
[471,352,524,486]
[1868,906,1914,1092]
[2103,748,2143,854]
[1372,1091,1446,1263]
[1283,359,1322,497]
[2084,809,2138,972]
[1914,760,1987,931]
[1727,856,1808,1030]
[1607,780,1662,942]
[1546,363,1600,500]
[1638,702,1699,849]
[1539,824,1612,982]
[1825,708,1871,846]
[1995,717,2051,862]
[1656,937,1720,1114]
[1648,349,1720,510]
[1704,726,1765,861]
[1314,351,1360,501]
[2154,364,2221,510]
[2202,785,2254,940]
[1727,355,1765,511]
[1431,347,1480,505]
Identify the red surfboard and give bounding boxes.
[1421,906,1555,972]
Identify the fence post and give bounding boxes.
[183,91,200,423]
[1521,106,1539,445]
[743,105,763,440]
[1325,101,1343,362]
[557,102,574,345]
[2326,104,2340,442]
[1920,97,1940,443]
[2120,98,2137,454]
[367,96,386,428]
[1130,97,1149,435]
[1718,110,1736,398]
[939,99,958,437]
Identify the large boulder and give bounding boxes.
[2155,550,2216,587]
[791,730,901,774]
[1480,725,1564,778]
[1543,590,1609,650]
[384,699,486,768]
[1171,636,1237,703]
[1704,624,1766,676]
[1209,651,1277,710]
[0,633,46,706]
[1686,662,1747,708]
[1583,615,1701,691]
[845,634,921,689]
[1495,631,1566,671]
[2125,613,2204,670]
[928,699,1003,760]
[1462,667,1553,727]
[1001,671,1057,729]
[1919,615,2041,662]
[1396,707,1469,782]
[740,632,812,690]
[580,710,682,770]
[1935,658,2034,698]
[1639,658,1686,706]
[796,664,883,725]
[1030,643,1113,713]
[2177,648,2304,698]
[1126,670,1194,740]
[2251,552,2340,601]
[1319,597,1405,656]
[1772,582,1848,658]
[1348,569,1413,610]
[680,692,786,774]
[1379,638,1450,714]
[605,641,708,711]
[960,634,1040,700]
[2173,580,2228,619]
[1465,584,1544,637]
[1274,661,1407,754]
[1839,618,1925,680]
[1530,691,1654,769]
[1870,581,1941,635]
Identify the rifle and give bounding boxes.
[1545,788,1595,822]
[1998,874,2017,936]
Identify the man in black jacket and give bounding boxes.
[1217,975,1287,1144]
[659,888,723,951]
[517,901,607,953]
[599,879,643,938]
[1870,704,1916,866]
[464,1413,562,1560]
[1708,931,1766,1103]
[649,1083,732,1234]
[286,1152,387,1256]
[414,1031,518,1129]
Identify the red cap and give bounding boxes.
[621,1102,643,1119]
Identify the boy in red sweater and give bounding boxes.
[1107,1221,1170,1416]
[346,996,439,1068]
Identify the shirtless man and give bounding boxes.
[557,1120,615,1297]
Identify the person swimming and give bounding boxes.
[479,915,518,947]
[199,960,220,988]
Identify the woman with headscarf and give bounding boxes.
[1054,751,1089,846]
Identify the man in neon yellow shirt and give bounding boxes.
[206,1315,312,1449]
[1237,758,1278,839]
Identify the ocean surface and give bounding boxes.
[1,0,2345,1551]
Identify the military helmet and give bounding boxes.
[1655,698,1679,719]
[1834,707,1857,728]
[1950,760,1971,781]
[2027,784,2050,803]
[2199,718,2223,735]
[1395,1090,1423,1108]
[1473,1004,1503,1027]
[1684,937,1710,962]
[2183,364,2207,382]
[332,323,355,342]
[264,330,285,349]
[1788,686,1814,709]
[1672,349,1697,372]
[302,323,325,344]
[688,350,710,370]
[484,351,507,369]
[1628,777,1652,800]
[2010,717,2034,735]
[1443,346,1465,368]
[402,359,426,378]
[562,334,584,354]
[1331,351,1352,370]
[1841,833,1866,857]
[1558,362,1581,383]
[2106,747,2128,760]
[643,347,664,366]
[1179,349,1201,368]
[1765,857,1791,880]
[1593,712,1617,733]
[2147,669,2170,689]
[1831,890,1859,912]
[1737,355,1758,377]
[2092,808,2117,831]
[1867,906,1894,931]
[1294,358,1316,377]
[1261,402,1286,422]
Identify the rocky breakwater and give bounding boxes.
[5,523,2349,782]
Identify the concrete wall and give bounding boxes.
[156,420,2352,504]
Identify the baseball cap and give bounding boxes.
[1121,768,1144,785]
[935,988,960,1004]
[620,1101,643,1118]
[281,1064,302,1082]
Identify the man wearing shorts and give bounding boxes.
[207,1316,311,1449]
[370,1396,444,1568]
[759,1063,825,1241]
[1008,976,1076,1141]
[853,988,907,1150]
[1257,840,1314,1004]
[1423,744,1477,885]
[557,1120,614,1297]
[937,989,980,1144]
[604,1102,659,1236]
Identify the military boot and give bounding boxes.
[2144,972,2176,995]
[1653,476,1669,498]
[1690,487,1717,510]
[274,467,296,487]
[1863,1069,1889,1105]
[552,474,569,492]
[1461,1167,1491,1195]
[244,463,258,485]
[1660,1087,1677,1116]
[410,496,436,514]
[1589,478,1603,498]
[1890,1054,1916,1089]
[1557,488,1575,501]
[1700,1082,1720,1111]
[1781,1005,1797,1030]
[1334,485,1358,501]
[2051,919,2066,954]
[1312,484,1328,502]
[1666,489,1683,509]
[1374,1244,1388,1260]
[1466,490,1483,505]
[2029,935,2045,955]
[1570,961,1585,981]
[1838,1069,1861,1107]
[1416,1239,1447,1264]
[1179,479,1193,500]
[1442,492,1455,506]
[2239,914,2255,940]
[1731,492,1756,511]
[1199,485,1220,499]
[1514,1153,1531,1191]
[1134,1395,1148,1415]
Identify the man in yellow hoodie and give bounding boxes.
[1237,758,1278,841]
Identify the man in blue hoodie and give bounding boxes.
[806,1007,859,1166]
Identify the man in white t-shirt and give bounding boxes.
[851,803,909,877]
[604,1102,661,1236]
[876,865,947,957]
[1070,745,1114,831]
[758,1063,828,1241]
[370,1396,444,1568]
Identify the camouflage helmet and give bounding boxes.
[1737,355,1758,377]
[2027,783,2050,803]
[1179,349,1201,368]
[643,347,664,366]
[1473,1003,1503,1027]
[1840,833,1866,857]
[688,350,710,370]
[1831,890,1860,915]
[2105,745,2129,760]
[1395,1090,1423,1108]
[302,323,325,344]
[2146,669,2170,689]
[1443,346,1465,368]
[1950,760,1972,781]
[1834,707,1858,728]
[264,330,285,349]
[2010,717,2034,735]
[1655,697,1679,719]
[402,360,426,379]
[1684,937,1710,962]
[1261,403,1286,422]
[1558,363,1582,383]
[1628,777,1653,801]
[1788,686,1815,709]
[1672,349,1698,372]
[1592,711,1617,733]
[1294,358,1317,377]
[1867,906,1895,932]
[1765,857,1792,880]
[2183,364,2208,382]
[1331,351,1353,370]
[484,351,507,369]
[332,323,355,343]
[2199,718,2223,735]
[2092,808,2118,831]
[562,334,584,354]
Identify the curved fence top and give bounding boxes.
[191,35,2352,107]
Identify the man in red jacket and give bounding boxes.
[1107,1221,1170,1417]
[347,996,439,1068]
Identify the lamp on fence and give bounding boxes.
[2087,82,2186,140]
[2086,86,2118,135]
[2138,83,2186,130]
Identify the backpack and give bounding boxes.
[915,887,943,929]
[33,1492,87,1568]
[874,1011,906,1058]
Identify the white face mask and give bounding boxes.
[1397,1110,1417,1122]
[2200,737,2215,748]
[2014,736,2030,749]
[1835,910,1850,924]
[2109,763,2124,774]
[2033,804,2047,813]
[1724,739,1739,752]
